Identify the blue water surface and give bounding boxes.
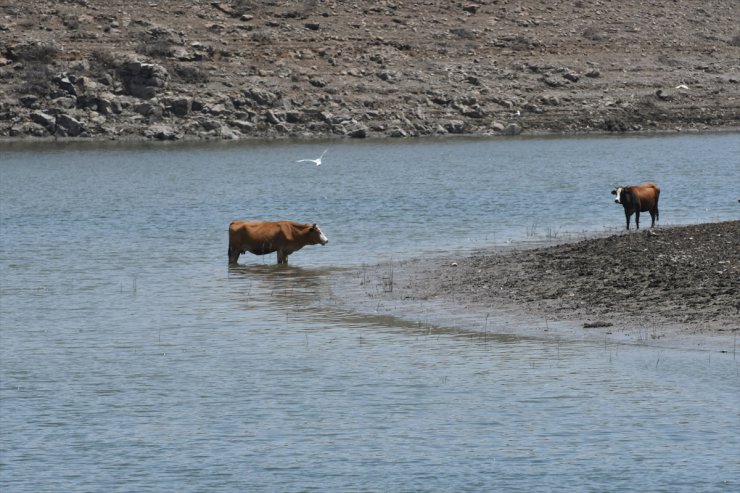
[1,133,739,492]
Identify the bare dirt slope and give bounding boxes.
[332,222,739,350]
[1,1,739,140]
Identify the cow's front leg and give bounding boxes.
[635,211,640,230]
[277,250,288,264]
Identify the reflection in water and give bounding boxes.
[227,263,333,309]
[227,261,538,349]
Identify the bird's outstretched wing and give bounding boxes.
[296,149,327,165]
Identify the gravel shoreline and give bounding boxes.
[330,221,739,352]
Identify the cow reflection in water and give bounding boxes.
[228,220,328,265]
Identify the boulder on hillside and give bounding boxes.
[444,120,465,133]
[144,124,181,140]
[55,114,85,136]
[563,71,580,83]
[119,60,169,99]
[10,122,49,137]
[96,93,122,115]
[243,88,280,107]
[134,101,164,118]
[52,96,77,109]
[348,124,368,138]
[162,96,192,117]
[230,120,255,132]
[54,75,78,96]
[19,94,40,109]
[30,111,56,132]
[74,76,100,95]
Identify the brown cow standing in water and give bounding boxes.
[228,220,328,265]
[611,182,660,230]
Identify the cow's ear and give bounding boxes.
[310,223,317,230]
[611,190,617,195]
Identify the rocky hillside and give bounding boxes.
[1,0,738,141]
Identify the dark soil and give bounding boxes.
[333,221,740,350]
[437,221,739,329]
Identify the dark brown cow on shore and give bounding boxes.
[611,182,660,230]
[228,220,328,265]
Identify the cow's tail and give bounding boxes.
[228,222,238,264]
[228,244,239,265]
[227,236,238,265]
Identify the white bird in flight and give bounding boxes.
[296,149,328,166]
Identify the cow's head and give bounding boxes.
[611,187,624,204]
[612,186,636,209]
[310,224,329,245]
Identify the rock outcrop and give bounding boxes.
[119,60,169,100]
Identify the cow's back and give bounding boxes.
[229,220,290,252]
[640,182,660,195]
[635,182,660,209]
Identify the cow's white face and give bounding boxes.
[316,225,329,245]
[612,187,623,204]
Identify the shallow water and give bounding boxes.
[2,134,739,491]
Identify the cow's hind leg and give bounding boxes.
[228,246,240,265]
[634,211,640,230]
[654,205,659,226]
[277,250,288,264]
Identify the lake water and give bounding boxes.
[1,133,739,491]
